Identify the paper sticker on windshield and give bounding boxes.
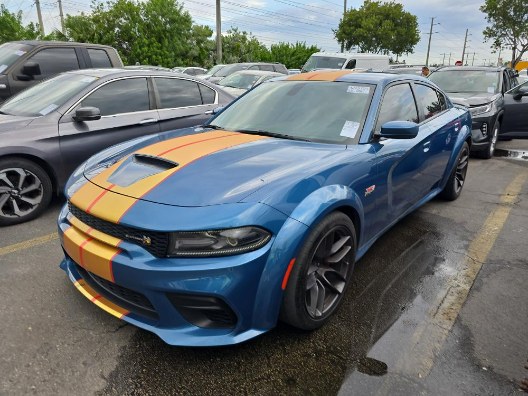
[340,120,360,138]
[0,65,7,73]
[39,104,58,115]
[347,85,370,94]
[487,86,496,93]
[14,50,26,56]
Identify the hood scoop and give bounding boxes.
[107,154,179,187]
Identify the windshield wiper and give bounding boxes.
[201,124,225,130]
[0,110,11,115]
[235,129,310,142]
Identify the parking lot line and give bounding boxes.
[0,233,58,257]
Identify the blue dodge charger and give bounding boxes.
[58,71,472,346]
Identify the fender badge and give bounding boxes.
[125,234,152,246]
[365,185,376,196]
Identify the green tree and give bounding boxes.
[221,28,270,63]
[267,42,319,69]
[481,0,528,67]
[0,5,39,44]
[335,1,419,58]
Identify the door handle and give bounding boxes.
[204,110,214,115]
[138,118,158,125]
[423,141,431,152]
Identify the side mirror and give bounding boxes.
[513,70,519,77]
[378,121,419,139]
[73,106,101,122]
[513,86,528,100]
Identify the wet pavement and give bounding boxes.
[1,143,527,395]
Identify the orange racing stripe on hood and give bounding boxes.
[286,70,357,81]
[70,130,269,224]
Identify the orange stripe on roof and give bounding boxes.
[286,70,358,81]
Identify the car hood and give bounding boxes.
[446,92,500,107]
[81,130,346,207]
[0,114,36,129]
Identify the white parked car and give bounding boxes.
[215,70,283,97]
[302,52,390,72]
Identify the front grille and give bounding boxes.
[69,202,169,257]
[76,264,158,320]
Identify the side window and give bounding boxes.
[198,83,216,104]
[273,64,288,74]
[376,83,418,130]
[345,59,357,69]
[87,49,112,68]
[27,48,79,77]
[437,90,448,111]
[155,78,202,108]
[183,69,195,75]
[80,78,149,116]
[259,64,274,72]
[247,65,259,70]
[413,84,445,120]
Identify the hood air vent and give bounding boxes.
[107,154,179,187]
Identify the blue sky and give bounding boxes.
[7,0,509,66]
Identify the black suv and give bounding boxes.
[429,66,519,158]
[0,41,123,103]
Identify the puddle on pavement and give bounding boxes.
[101,213,466,396]
[494,148,528,161]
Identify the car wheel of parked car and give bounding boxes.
[440,142,469,201]
[280,212,356,330]
[478,120,499,159]
[0,158,52,226]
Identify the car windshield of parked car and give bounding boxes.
[303,56,347,72]
[210,81,373,144]
[429,70,500,93]
[206,64,225,77]
[0,73,97,117]
[218,73,261,89]
[0,43,34,73]
[215,64,246,77]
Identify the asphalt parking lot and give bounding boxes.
[1,141,527,396]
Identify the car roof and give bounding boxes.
[231,70,283,76]
[433,66,503,72]
[284,70,431,86]
[65,68,190,78]
[11,40,114,49]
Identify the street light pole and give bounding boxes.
[461,28,469,65]
[35,0,45,36]
[58,0,65,34]
[216,0,222,63]
[425,17,438,67]
[341,0,347,53]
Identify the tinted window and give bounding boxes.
[81,78,149,116]
[155,78,202,108]
[28,48,79,77]
[376,83,418,130]
[259,64,274,72]
[199,84,216,104]
[345,59,357,69]
[273,64,288,74]
[183,69,196,75]
[88,49,111,68]
[414,84,445,120]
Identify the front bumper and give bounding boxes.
[57,203,302,346]
[470,115,496,152]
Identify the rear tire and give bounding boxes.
[280,212,356,330]
[440,142,469,201]
[0,158,52,226]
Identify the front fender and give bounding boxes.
[251,184,364,329]
[440,121,471,189]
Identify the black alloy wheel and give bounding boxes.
[280,211,356,330]
[440,141,469,201]
[0,158,52,226]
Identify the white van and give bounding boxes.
[302,52,390,72]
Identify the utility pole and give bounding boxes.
[461,28,469,65]
[440,52,446,65]
[341,0,347,53]
[58,0,65,34]
[425,17,439,67]
[215,0,222,63]
[35,0,45,36]
[448,52,452,65]
[471,52,476,66]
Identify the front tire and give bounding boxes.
[280,211,356,330]
[477,120,499,159]
[0,158,53,226]
[440,142,469,201]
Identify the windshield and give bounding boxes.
[216,64,247,77]
[302,56,347,72]
[218,73,260,89]
[0,43,34,73]
[210,81,373,144]
[207,65,225,76]
[429,70,500,93]
[0,73,98,117]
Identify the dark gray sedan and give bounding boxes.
[0,69,233,225]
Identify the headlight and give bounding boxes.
[469,102,493,117]
[168,227,271,257]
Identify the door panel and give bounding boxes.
[502,92,528,136]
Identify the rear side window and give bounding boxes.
[376,83,418,130]
[259,64,274,72]
[28,48,79,77]
[273,64,288,74]
[88,49,112,68]
[413,84,445,120]
[345,59,357,69]
[155,78,203,108]
[81,78,150,116]
[198,84,216,104]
